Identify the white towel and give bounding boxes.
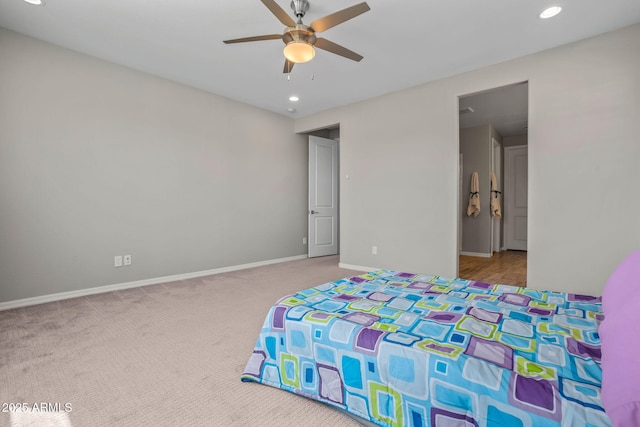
[467,171,480,217]
[491,172,502,218]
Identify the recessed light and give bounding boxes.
[24,0,46,5]
[289,96,299,102]
[540,6,562,19]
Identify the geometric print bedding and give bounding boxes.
[242,270,612,426]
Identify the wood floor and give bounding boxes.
[459,250,527,287]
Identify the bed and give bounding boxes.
[241,263,635,426]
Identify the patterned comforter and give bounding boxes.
[241,270,612,426]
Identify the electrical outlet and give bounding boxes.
[114,255,123,267]
[124,255,132,266]
[303,237,307,245]
[372,246,378,255]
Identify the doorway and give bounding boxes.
[458,82,528,282]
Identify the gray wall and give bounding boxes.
[460,125,492,255]
[0,28,308,303]
[296,23,640,296]
[2,23,639,301]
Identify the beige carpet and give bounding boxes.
[0,255,369,427]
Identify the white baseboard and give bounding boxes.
[460,251,492,258]
[338,263,380,272]
[0,254,308,311]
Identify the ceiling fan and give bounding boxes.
[223,0,370,73]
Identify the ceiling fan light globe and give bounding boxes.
[284,41,315,63]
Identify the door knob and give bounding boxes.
[309,210,318,214]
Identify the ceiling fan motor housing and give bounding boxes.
[290,0,309,19]
[283,24,316,45]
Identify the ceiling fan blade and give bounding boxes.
[283,59,296,74]
[223,34,282,44]
[261,0,296,27]
[314,38,363,62]
[309,2,370,33]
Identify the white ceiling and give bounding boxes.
[1,0,639,122]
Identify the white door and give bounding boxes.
[308,136,338,257]
[504,145,528,251]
